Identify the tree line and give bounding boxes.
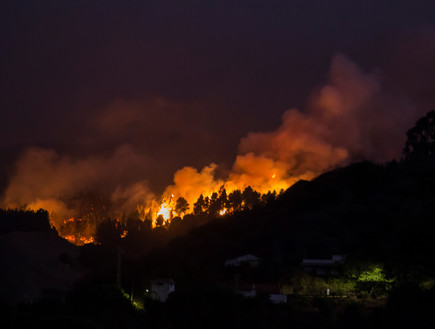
[157,186,280,225]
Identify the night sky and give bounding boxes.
[1,1,435,207]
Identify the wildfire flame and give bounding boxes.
[79,236,95,244]
[154,194,175,227]
[58,217,97,245]
[156,202,171,221]
[63,231,95,245]
[64,235,76,244]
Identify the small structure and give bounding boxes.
[235,283,287,304]
[301,254,346,275]
[149,278,175,302]
[225,254,261,268]
[236,283,257,298]
[256,283,287,304]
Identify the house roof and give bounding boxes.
[226,254,260,262]
[150,278,175,284]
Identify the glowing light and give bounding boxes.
[121,230,128,238]
[272,174,276,179]
[219,208,227,216]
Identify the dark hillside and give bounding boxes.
[138,160,435,282]
[0,231,82,304]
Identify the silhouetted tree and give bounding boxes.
[228,190,242,213]
[125,216,150,236]
[174,197,189,217]
[242,186,261,210]
[95,218,126,246]
[261,190,277,205]
[155,214,165,227]
[193,194,207,216]
[0,208,52,234]
[403,110,435,161]
[208,192,222,216]
[219,187,229,210]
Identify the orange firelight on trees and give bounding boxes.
[154,194,175,227]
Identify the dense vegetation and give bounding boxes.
[0,208,53,234]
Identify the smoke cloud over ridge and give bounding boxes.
[1,51,431,231]
[163,53,422,205]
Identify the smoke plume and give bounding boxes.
[161,53,422,204]
[1,53,429,234]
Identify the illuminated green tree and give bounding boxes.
[352,264,395,297]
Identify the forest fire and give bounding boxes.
[2,53,424,245]
[49,179,287,245]
[154,194,175,226]
[0,128,339,244]
[0,152,314,245]
[64,234,95,245]
[59,218,96,245]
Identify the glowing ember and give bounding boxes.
[64,235,76,244]
[121,230,128,238]
[219,208,227,216]
[63,234,94,245]
[79,236,95,244]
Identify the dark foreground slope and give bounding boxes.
[2,160,435,328]
[0,230,82,304]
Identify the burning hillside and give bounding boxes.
[1,54,425,244]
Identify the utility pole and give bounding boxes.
[116,246,123,289]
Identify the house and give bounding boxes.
[301,254,346,275]
[235,282,287,304]
[149,278,175,302]
[224,254,261,268]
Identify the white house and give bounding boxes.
[224,254,261,268]
[149,278,175,302]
